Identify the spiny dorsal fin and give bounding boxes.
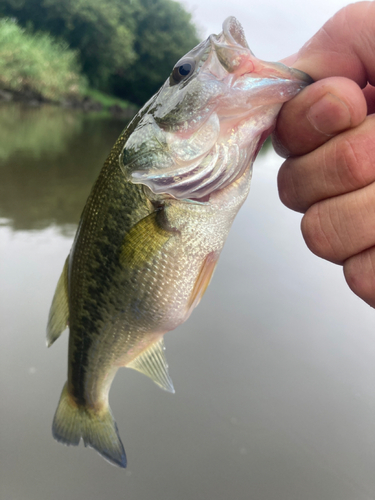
[47,256,69,347]
[127,338,175,393]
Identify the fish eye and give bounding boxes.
[171,58,195,85]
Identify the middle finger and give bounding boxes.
[302,180,375,264]
[278,115,375,213]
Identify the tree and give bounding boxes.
[111,0,199,104]
[0,0,199,103]
[0,0,137,87]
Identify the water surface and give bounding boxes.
[1,103,374,500]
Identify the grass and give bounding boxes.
[0,18,87,101]
[84,88,133,110]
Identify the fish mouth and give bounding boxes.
[210,16,313,90]
[128,17,313,202]
[209,16,254,77]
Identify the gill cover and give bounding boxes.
[120,17,311,201]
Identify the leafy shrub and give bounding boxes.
[0,0,137,88]
[0,18,87,100]
[0,0,199,104]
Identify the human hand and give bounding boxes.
[274,2,375,307]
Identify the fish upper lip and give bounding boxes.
[209,36,313,88]
[288,67,314,85]
[206,16,313,87]
[247,61,313,85]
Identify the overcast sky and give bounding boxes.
[180,0,360,61]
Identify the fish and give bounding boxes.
[47,16,312,468]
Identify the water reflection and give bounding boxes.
[1,103,375,500]
[0,103,84,161]
[0,103,128,233]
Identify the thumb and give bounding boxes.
[289,2,375,87]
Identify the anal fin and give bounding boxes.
[127,338,175,393]
[47,256,69,347]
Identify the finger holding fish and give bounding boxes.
[273,77,367,159]
[274,2,375,307]
[277,112,375,214]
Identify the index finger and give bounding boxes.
[273,77,367,157]
[273,2,374,157]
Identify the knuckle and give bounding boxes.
[301,202,343,263]
[335,130,375,190]
[277,160,302,212]
[344,251,375,307]
[301,204,327,257]
[271,132,291,159]
[344,257,361,296]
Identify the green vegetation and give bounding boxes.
[0,0,137,88]
[0,17,86,101]
[84,89,132,110]
[110,0,200,105]
[0,0,199,105]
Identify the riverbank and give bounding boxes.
[0,18,138,119]
[0,86,138,120]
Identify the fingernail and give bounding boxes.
[307,93,351,136]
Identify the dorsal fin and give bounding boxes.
[47,256,69,347]
[127,338,175,393]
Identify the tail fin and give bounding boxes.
[52,383,127,468]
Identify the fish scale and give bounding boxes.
[47,16,312,468]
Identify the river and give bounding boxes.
[1,102,374,500]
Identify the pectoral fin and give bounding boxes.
[187,251,219,311]
[47,256,69,347]
[120,211,172,270]
[127,338,175,393]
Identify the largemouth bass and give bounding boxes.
[47,17,311,468]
